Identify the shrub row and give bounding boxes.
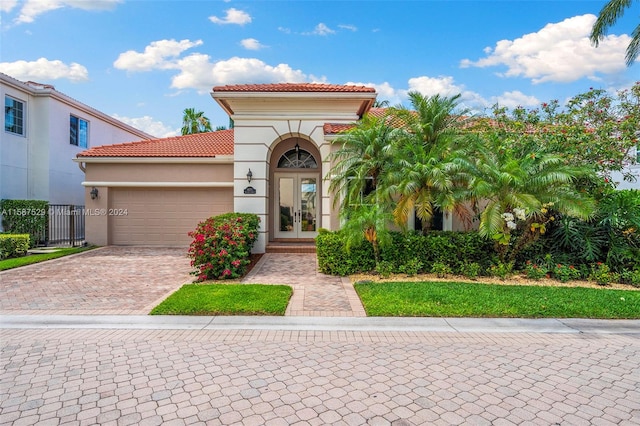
[316,229,496,276]
[0,199,48,247]
[0,234,30,260]
[187,213,260,281]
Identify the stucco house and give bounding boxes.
[1,72,153,208]
[75,83,364,251]
[77,83,457,252]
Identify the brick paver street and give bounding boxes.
[2,328,639,425]
[1,247,639,425]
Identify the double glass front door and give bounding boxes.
[275,173,318,238]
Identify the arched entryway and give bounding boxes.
[270,138,321,241]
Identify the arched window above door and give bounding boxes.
[277,148,317,169]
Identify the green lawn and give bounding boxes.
[0,246,96,271]
[355,281,640,318]
[150,284,293,315]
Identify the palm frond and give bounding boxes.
[590,0,634,46]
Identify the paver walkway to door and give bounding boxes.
[242,253,366,317]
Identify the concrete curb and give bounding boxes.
[2,314,639,334]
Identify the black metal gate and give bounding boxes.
[47,205,85,246]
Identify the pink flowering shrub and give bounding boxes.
[187,213,260,281]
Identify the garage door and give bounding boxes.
[109,188,233,246]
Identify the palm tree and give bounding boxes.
[327,112,399,210]
[387,92,473,232]
[457,133,597,262]
[590,0,639,66]
[327,112,400,267]
[181,108,213,135]
[339,204,394,267]
[372,99,390,108]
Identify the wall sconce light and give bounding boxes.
[90,187,99,200]
[246,169,253,183]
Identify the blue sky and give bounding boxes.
[1,0,638,138]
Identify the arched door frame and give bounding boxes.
[268,136,321,241]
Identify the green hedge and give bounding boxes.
[0,199,48,247]
[316,230,496,276]
[316,229,376,276]
[0,234,30,259]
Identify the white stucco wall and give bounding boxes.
[232,120,362,252]
[1,73,153,208]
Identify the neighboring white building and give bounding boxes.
[1,72,153,207]
[611,145,640,190]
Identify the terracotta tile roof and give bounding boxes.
[324,108,394,135]
[323,123,354,135]
[367,107,388,118]
[77,130,234,158]
[212,83,376,93]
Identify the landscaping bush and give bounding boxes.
[431,262,453,278]
[214,212,260,233]
[316,230,495,276]
[534,190,640,273]
[399,258,423,276]
[620,269,640,287]
[460,262,481,280]
[0,200,48,247]
[316,229,376,275]
[0,234,30,259]
[187,213,259,281]
[487,261,514,280]
[523,261,548,280]
[589,262,620,286]
[551,263,582,283]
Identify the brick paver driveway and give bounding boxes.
[0,247,192,315]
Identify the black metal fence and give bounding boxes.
[47,204,85,246]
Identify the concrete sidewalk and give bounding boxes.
[2,314,640,334]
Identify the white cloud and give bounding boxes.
[407,75,465,97]
[240,38,265,50]
[461,14,631,83]
[0,58,89,82]
[304,23,335,36]
[338,24,357,32]
[112,114,178,138]
[171,55,308,93]
[490,91,540,109]
[113,39,203,72]
[1,0,18,13]
[209,8,251,25]
[405,75,492,112]
[346,81,400,105]
[112,39,310,93]
[13,0,121,24]
[350,76,541,114]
